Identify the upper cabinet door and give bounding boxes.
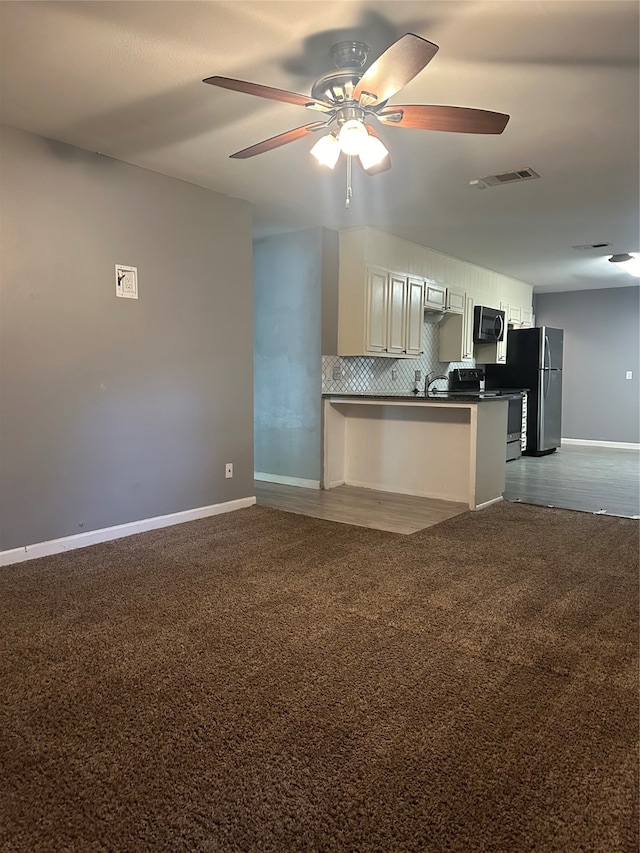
[406,278,425,356]
[508,305,522,326]
[386,273,407,354]
[446,289,465,314]
[424,280,447,311]
[521,307,534,328]
[365,267,388,353]
[462,292,475,361]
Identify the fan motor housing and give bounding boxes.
[311,70,363,106]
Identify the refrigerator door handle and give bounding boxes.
[543,333,551,371]
[538,365,563,451]
[538,369,545,449]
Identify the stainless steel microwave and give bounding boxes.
[473,305,506,343]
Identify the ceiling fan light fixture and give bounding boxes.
[310,133,340,169]
[205,33,511,202]
[609,253,640,276]
[337,119,368,155]
[358,133,389,170]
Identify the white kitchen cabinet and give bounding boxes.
[438,292,475,362]
[445,288,465,315]
[521,307,534,328]
[462,293,475,361]
[338,261,424,357]
[424,279,447,311]
[406,277,426,356]
[365,267,388,353]
[336,227,533,359]
[508,305,522,326]
[387,272,408,354]
[385,273,425,357]
[505,303,534,330]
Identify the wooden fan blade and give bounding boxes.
[377,104,510,134]
[203,76,332,112]
[352,34,439,107]
[361,126,391,175]
[230,122,327,159]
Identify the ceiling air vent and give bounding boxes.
[571,242,612,251]
[470,167,540,188]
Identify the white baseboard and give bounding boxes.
[0,497,257,567]
[561,438,640,450]
[254,472,320,489]
[344,478,467,506]
[473,496,504,511]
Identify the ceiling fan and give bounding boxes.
[203,33,510,204]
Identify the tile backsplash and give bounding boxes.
[322,321,474,394]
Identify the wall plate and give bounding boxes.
[116,264,138,299]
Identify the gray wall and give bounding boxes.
[0,124,254,551]
[534,286,640,443]
[254,228,336,482]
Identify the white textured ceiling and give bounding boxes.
[1,1,638,292]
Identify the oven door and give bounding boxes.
[506,396,523,461]
[507,396,523,443]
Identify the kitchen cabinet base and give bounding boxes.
[322,396,508,511]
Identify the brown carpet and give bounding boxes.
[1,502,638,853]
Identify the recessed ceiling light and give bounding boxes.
[608,253,640,276]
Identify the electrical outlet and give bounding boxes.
[225,463,233,479]
[625,371,633,380]
[391,368,398,380]
[332,366,342,380]
[415,370,422,381]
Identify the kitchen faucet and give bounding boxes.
[425,372,449,395]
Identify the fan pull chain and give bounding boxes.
[345,155,353,209]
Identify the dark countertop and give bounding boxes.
[323,390,525,402]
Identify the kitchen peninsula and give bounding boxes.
[322,393,522,511]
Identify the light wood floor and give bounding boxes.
[254,481,468,535]
[256,444,639,534]
[504,444,640,518]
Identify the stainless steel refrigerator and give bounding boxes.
[486,327,563,456]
